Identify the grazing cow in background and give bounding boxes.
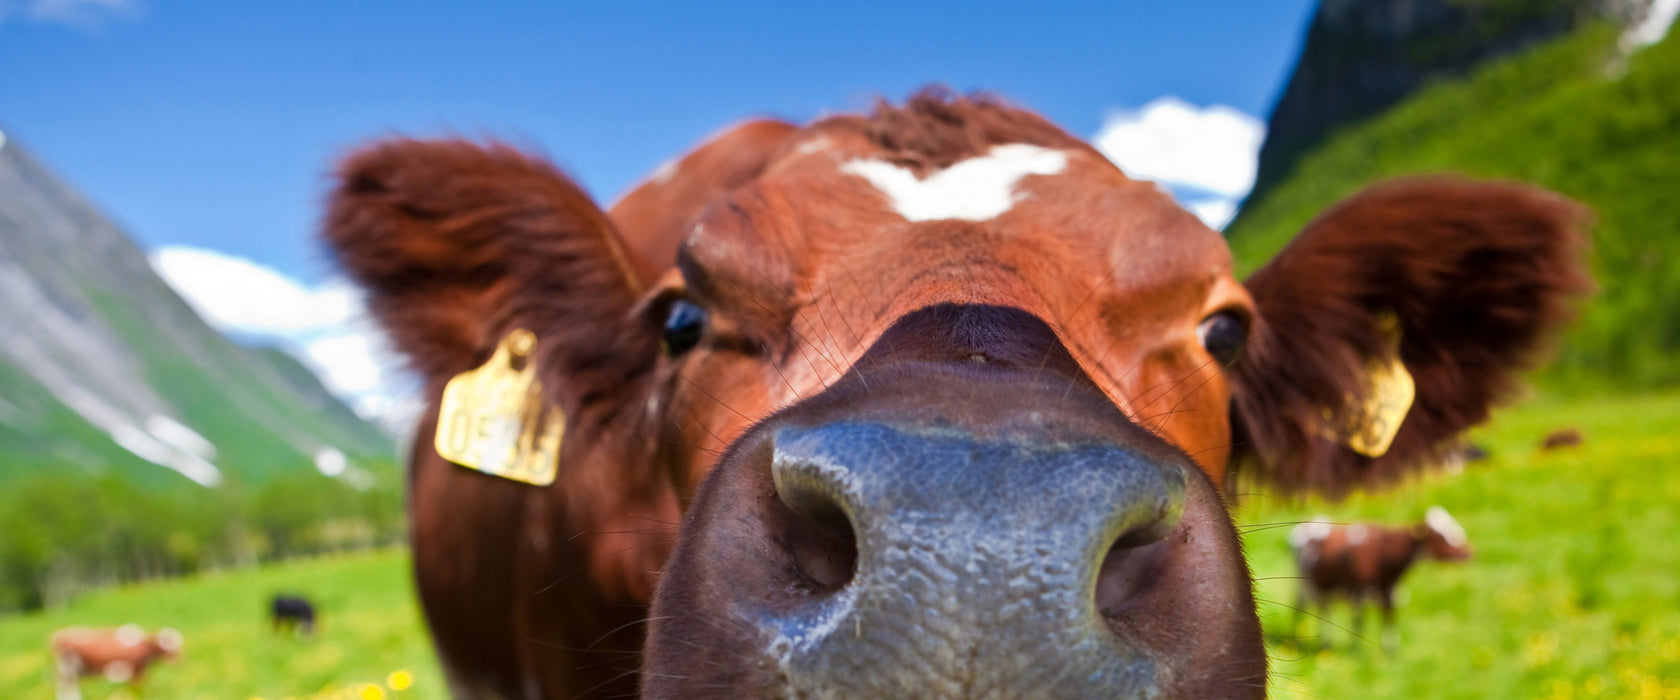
[270,594,317,636]
[1439,440,1489,474]
[51,625,182,700]
[324,90,1588,698]
[1291,507,1473,648]
[1540,426,1585,451]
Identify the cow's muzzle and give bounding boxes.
[643,305,1263,698]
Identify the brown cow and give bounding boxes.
[51,625,182,700]
[1290,507,1473,649]
[1540,426,1585,451]
[324,91,1588,698]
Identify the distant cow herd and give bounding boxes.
[319,90,1589,698]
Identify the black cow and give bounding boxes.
[270,595,317,636]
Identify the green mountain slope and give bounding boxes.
[0,134,392,488]
[1228,25,1680,387]
[1253,0,1622,201]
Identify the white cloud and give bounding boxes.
[150,247,356,334]
[0,0,140,29]
[148,245,412,430]
[1185,199,1239,231]
[301,326,387,397]
[1093,96,1265,199]
[1091,96,1265,231]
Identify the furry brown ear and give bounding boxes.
[1230,176,1591,496]
[322,139,655,411]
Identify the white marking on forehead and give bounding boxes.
[1426,506,1468,547]
[839,143,1068,222]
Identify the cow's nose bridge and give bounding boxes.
[847,302,1094,382]
[764,421,1185,695]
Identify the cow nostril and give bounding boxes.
[775,483,858,593]
[1094,517,1175,617]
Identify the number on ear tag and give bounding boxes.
[434,329,563,486]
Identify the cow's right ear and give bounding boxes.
[322,139,657,410]
[1227,177,1590,497]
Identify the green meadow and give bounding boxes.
[0,549,445,700]
[1242,389,1680,699]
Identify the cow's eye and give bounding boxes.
[1197,312,1247,367]
[662,300,708,356]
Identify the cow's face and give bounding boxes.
[651,124,1251,490]
[324,94,1587,699]
[640,121,1262,696]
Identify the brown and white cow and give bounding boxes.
[51,625,182,700]
[324,91,1588,698]
[1290,507,1473,649]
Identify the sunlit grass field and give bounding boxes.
[0,549,445,700]
[1242,389,1680,699]
[0,390,1674,698]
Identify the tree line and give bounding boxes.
[0,463,406,612]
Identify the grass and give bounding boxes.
[1239,388,1680,699]
[0,391,1673,698]
[0,549,444,700]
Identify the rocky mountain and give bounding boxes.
[1250,0,1655,203]
[0,131,392,488]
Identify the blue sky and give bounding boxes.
[2,0,1318,418]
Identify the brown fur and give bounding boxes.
[610,119,800,275]
[324,139,652,403]
[323,91,1590,698]
[1233,178,1591,496]
[815,88,1095,175]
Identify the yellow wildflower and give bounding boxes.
[387,669,415,691]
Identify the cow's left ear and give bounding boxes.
[1229,177,1591,496]
[323,138,658,414]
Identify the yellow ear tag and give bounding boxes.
[434,329,563,486]
[1326,312,1416,458]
